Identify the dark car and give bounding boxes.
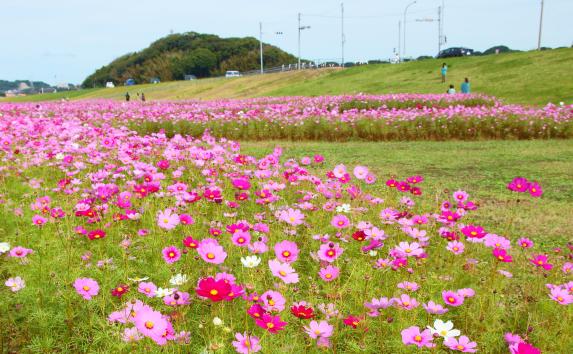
[437,47,475,58]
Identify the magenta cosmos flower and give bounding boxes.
[32,214,47,226]
[74,278,100,300]
[9,246,33,258]
[331,214,350,229]
[517,238,534,248]
[529,254,553,270]
[401,326,435,348]
[318,242,343,263]
[232,332,261,354]
[197,239,227,264]
[274,240,299,263]
[157,209,180,230]
[444,335,478,352]
[268,259,299,284]
[162,246,181,264]
[442,290,464,307]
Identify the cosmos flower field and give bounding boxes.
[1,96,572,353]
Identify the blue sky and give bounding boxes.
[1,0,571,84]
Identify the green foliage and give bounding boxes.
[82,32,297,87]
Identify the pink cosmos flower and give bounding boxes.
[134,308,170,345]
[32,214,47,226]
[364,173,377,184]
[563,262,573,274]
[353,166,369,180]
[232,332,261,354]
[442,290,464,307]
[9,246,33,258]
[461,224,486,239]
[260,290,286,312]
[318,265,340,282]
[529,254,553,270]
[122,327,143,343]
[5,276,25,292]
[197,239,227,264]
[304,320,334,339]
[74,278,99,300]
[493,248,513,263]
[517,237,534,248]
[269,259,299,284]
[232,231,251,247]
[397,281,419,292]
[401,326,435,348]
[157,209,179,230]
[317,242,343,263]
[162,246,181,264]
[549,287,573,305]
[507,177,530,193]
[423,301,449,314]
[393,294,419,310]
[394,242,424,257]
[447,241,465,255]
[274,240,299,263]
[332,164,347,178]
[278,208,305,226]
[453,190,469,202]
[138,282,157,297]
[331,214,350,229]
[444,335,478,352]
[179,214,194,225]
[510,342,542,354]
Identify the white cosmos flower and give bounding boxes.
[128,276,149,282]
[241,255,262,268]
[0,242,10,254]
[155,287,175,298]
[169,273,189,286]
[5,276,25,292]
[335,204,351,213]
[428,319,461,339]
[212,317,223,326]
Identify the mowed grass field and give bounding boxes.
[242,140,573,244]
[3,48,573,105]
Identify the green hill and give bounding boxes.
[4,48,573,105]
[82,32,298,87]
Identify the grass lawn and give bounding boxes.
[2,48,572,105]
[242,140,573,244]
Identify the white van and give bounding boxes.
[225,71,241,78]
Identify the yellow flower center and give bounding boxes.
[414,335,422,342]
[82,286,90,291]
[210,289,218,296]
[145,321,154,329]
[207,253,215,259]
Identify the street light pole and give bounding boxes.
[537,0,545,50]
[341,2,345,68]
[398,20,401,61]
[259,22,264,74]
[403,1,417,60]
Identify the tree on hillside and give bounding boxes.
[171,48,218,79]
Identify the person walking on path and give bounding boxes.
[461,78,471,94]
[125,92,130,102]
[441,63,448,83]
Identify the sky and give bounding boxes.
[1,0,572,85]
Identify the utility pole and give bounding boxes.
[341,2,345,68]
[297,13,310,70]
[259,22,264,74]
[403,1,417,60]
[438,6,442,53]
[537,0,545,50]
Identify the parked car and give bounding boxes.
[184,75,197,81]
[124,78,136,86]
[150,77,161,84]
[225,71,241,78]
[437,47,475,58]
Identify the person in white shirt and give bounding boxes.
[447,84,456,94]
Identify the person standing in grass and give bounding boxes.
[141,93,146,102]
[125,92,130,101]
[461,78,471,94]
[441,63,448,83]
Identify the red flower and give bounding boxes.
[343,315,363,328]
[182,236,199,249]
[111,284,129,298]
[352,230,366,242]
[290,304,315,319]
[195,277,231,302]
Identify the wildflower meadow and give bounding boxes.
[1,96,572,353]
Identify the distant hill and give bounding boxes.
[82,32,298,87]
[0,80,51,93]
